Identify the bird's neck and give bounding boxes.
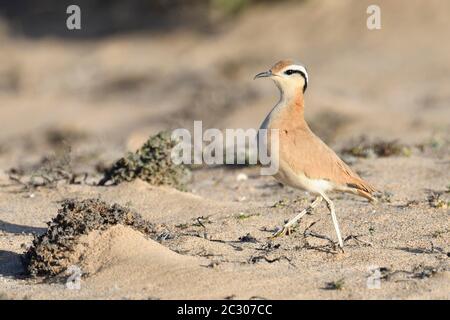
[270,85,306,127]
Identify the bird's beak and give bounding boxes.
[253,70,272,80]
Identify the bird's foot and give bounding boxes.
[270,225,293,239]
[334,241,345,253]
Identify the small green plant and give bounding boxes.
[430,229,449,239]
[427,191,449,209]
[175,223,189,230]
[271,199,289,208]
[99,131,190,190]
[324,278,345,290]
[236,212,259,220]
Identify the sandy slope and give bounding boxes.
[0,167,448,299]
[0,0,449,299]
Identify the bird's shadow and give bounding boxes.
[0,250,27,278]
[0,220,46,235]
[0,220,43,279]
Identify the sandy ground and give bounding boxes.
[0,0,449,299]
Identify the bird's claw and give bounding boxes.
[270,225,292,239]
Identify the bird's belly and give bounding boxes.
[275,160,334,194]
[258,110,334,194]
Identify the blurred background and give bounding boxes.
[0,0,449,177]
[1,1,450,301]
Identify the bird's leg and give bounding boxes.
[321,193,344,249]
[271,196,322,238]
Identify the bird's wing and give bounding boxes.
[279,127,376,194]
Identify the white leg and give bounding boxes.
[285,196,322,228]
[321,193,344,248]
[272,196,322,237]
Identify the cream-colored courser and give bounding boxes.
[255,59,376,249]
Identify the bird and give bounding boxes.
[254,59,376,249]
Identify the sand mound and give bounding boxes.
[74,224,269,300]
[23,198,238,299]
[25,199,157,277]
[77,224,200,277]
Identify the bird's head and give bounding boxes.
[254,59,308,96]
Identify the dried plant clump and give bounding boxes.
[341,137,412,158]
[427,190,450,209]
[376,191,393,203]
[99,131,190,190]
[377,265,445,282]
[25,198,156,277]
[416,135,450,156]
[238,233,258,243]
[7,142,94,191]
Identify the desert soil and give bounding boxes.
[0,0,449,299]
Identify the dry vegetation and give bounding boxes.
[0,0,449,299]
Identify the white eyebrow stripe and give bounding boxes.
[282,64,309,84]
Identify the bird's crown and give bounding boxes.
[271,59,308,93]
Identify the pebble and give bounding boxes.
[236,173,248,181]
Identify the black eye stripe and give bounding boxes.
[283,69,308,93]
[284,69,305,76]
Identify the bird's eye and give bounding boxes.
[284,70,294,75]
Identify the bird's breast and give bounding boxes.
[275,159,335,194]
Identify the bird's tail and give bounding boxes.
[355,189,377,203]
[343,180,378,203]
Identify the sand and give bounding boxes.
[0,0,449,299]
